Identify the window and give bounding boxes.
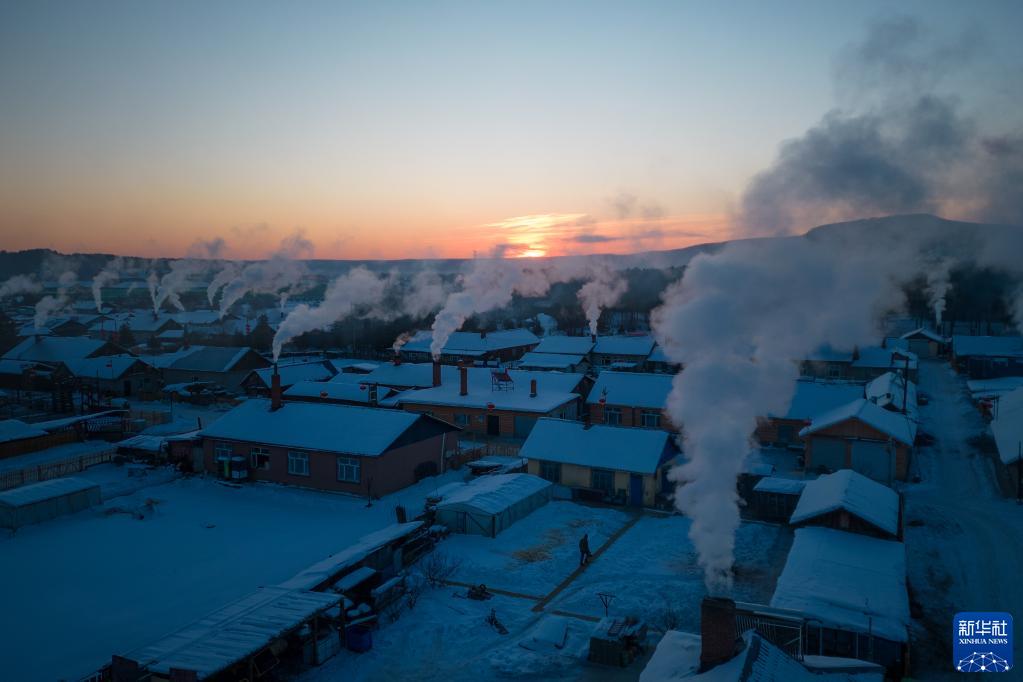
[215,441,232,459]
[641,410,661,428]
[455,413,469,426]
[827,365,843,378]
[604,407,622,426]
[777,424,795,444]
[337,455,360,483]
[591,468,614,495]
[250,447,271,470]
[287,451,310,476]
[540,460,561,483]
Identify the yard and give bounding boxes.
[0,468,464,682]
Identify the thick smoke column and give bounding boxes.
[207,262,240,306]
[653,240,900,589]
[218,232,313,318]
[272,267,389,361]
[924,257,955,327]
[91,257,123,312]
[0,275,41,300]
[147,271,159,312]
[34,271,77,329]
[577,260,628,335]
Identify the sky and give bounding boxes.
[1,0,1021,260]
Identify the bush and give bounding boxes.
[419,551,463,588]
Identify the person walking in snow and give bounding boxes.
[579,533,593,566]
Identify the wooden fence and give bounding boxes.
[0,449,116,492]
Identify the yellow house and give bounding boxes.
[519,418,679,508]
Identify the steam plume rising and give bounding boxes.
[91,257,123,312]
[217,231,313,318]
[0,275,41,300]
[653,240,899,590]
[34,271,77,329]
[577,260,628,335]
[272,266,388,361]
[207,262,240,306]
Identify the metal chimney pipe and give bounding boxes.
[529,379,537,398]
[459,365,468,396]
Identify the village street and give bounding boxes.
[903,360,1023,679]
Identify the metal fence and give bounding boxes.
[0,449,116,491]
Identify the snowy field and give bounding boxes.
[303,507,791,682]
[0,469,464,682]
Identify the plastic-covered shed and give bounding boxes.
[0,477,102,529]
[434,473,551,537]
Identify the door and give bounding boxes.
[629,474,644,507]
[486,415,500,436]
[123,379,132,396]
[810,437,846,473]
[850,441,893,485]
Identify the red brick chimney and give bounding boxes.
[529,378,537,398]
[459,365,468,396]
[699,597,740,671]
[393,352,401,366]
[270,363,282,411]
[432,360,442,387]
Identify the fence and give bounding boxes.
[0,449,116,492]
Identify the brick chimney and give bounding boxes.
[459,365,468,396]
[480,329,487,340]
[393,352,402,366]
[270,363,282,411]
[591,332,597,344]
[432,360,442,387]
[529,378,537,398]
[699,597,740,671]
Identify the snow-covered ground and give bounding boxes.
[903,360,1023,680]
[302,509,791,682]
[0,469,464,682]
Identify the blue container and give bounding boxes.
[345,624,373,653]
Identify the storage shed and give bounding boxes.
[0,477,102,529]
[434,473,551,537]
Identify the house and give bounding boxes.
[16,316,90,338]
[62,355,161,398]
[4,335,128,363]
[397,363,585,441]
[755,379,864,448]
[161,346,270,391]
[170,309,239,338]
[952,335,1023,379]
[748,477,806,523]
[0,477,102,530]
[199,396,460,496]
[330,361,459,392]
[88,312,182,342]
[991,386,1023,493]
[850,347,918,382]
[591,334,656,370]
[283,380,398,407]
[241,360,335,396]
[789,470,901,539]
[0,358,70,393]
[644,345,680,374]
[516,351,589,373]
[0,419,71,459]
[799,399,915,485]
[771,527,909,671]
[530,335,595,357]
[399,329,539,364]
[863,371,917,419]
[432,473,552,537]
[521,418,678,507]
[898,327,946,358]
[800,346,854,380]
[587,371,675,431]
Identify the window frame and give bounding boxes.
[539,460,561,484]
[287,450,310,477]
[336,455,361,483]
[641,410,661,428]
[250,446,271,471]
[604,406,622,426]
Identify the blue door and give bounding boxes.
[629,474,643,507]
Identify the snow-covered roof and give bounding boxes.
[90,313,179,333]
[771,527,909,643]
[284,380,394,404]
[952,335,1023,358]
[519,418,672,474]
[32,409,125,431]
[592,335,656,357]
[123,586,341,678]
[991,387,1023,465]
[805,346,854,363]
[646,345,675,364]
[752,477,806,495]
[436,473,551,514]
[900,327,945,343]
[401,329,539,355]
[0,477,100,508]
[0,419,48,444]
[4,335,114,362]
[63,355,150,379]
[774,380,865,421]
[532,336,595,355]
[799,399,916,446]
[171,310,232,325]
[199,399,437,456]
[157,329,185,339]
[279,521,424,591]
[396,368,582,413]
[168,346,266,373]
[116,434,166,453]
[851,346,917,370]
[517,352,585,369]
[0,358,39,375]
[247,361,334,387]
[967,376,1023,400]
[864,372,917,417]
[329,362,460,389]
[588,370,673,410]
[789,470,899,536]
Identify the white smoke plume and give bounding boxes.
[91,257,123,312]
[147,271,159,312]
[218,231,313,318]
[653,239,902,590]
[923,257,955,327]
[34,271,77,330]
[0,275,41,300]
[392,329,428,353]
[207,262,240,306]
[577,260,629,335]
[272,266,390,361]
[154,259,209,313]
[536,312,558,336]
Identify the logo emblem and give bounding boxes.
[954,612,1013,673]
